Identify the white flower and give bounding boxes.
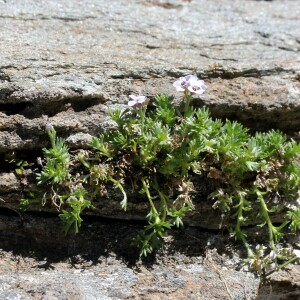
[173,75,198,92]
[128,95,147,108]
[187,78,207,95]
[45,122,53,131]
[256,244,266,257]
[173,74,207,94]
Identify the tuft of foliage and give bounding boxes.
[34,85,300,278]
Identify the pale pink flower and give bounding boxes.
[128,95,147,108]
[187,77,207,94]
[173,75,197,92]
[173,75,207,94]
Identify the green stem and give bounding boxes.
[77,154,90,169]
[184,91,192,115]
[256,189,276,249]
[141,178,158,215]
[158,191,168,221]
[153,177,168,221]
[138,106,146,125]
[235,192,254,257]
[264,256,299,278]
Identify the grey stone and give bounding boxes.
[0,173,20,192]
[0,213,299,300]
[0,0,300,152]
[0,214,262,300]
[0,1,300,298]
[0,0,299,229]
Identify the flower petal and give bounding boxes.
[173,78,188,91]
[130,94,138,100]
[136,96,146,103]
[185,74,198,82]
[128,100,137,106]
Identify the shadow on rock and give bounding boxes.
[0,209,234,269]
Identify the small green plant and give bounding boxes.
[36,75,300,277]
[5,151,32,176]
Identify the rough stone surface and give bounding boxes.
[0,213,264,300]
[257,265,300,300]
[1,0,300,221]
[1,0,300,298]
[0,0,300,153]
[0,213,299,300]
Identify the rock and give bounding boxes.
[0,213,299,300]
[0,0,299,230]
[0,213,261,299]
[257,264,300,300]
[0,0,299,218]
[0,173,20,192]
[0,0,300,153]
[0,1,300,297]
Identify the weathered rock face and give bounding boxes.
[0,0,300,152]
[0,1,300,298]
[0,213,299,300]
[0,0,300,220]
[0,213,272,300]
[0,0,299,226]
[0,0,300,211]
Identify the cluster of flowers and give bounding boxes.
[128,74,207,108]
[173,74,207,94]
[249,244,300,274]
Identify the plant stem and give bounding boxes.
[235,192,254,257]
[141,178,158,215]
[184,91,192,115]
[256,189,276,249]
[264,256,299,278]
[153,177,168,221]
